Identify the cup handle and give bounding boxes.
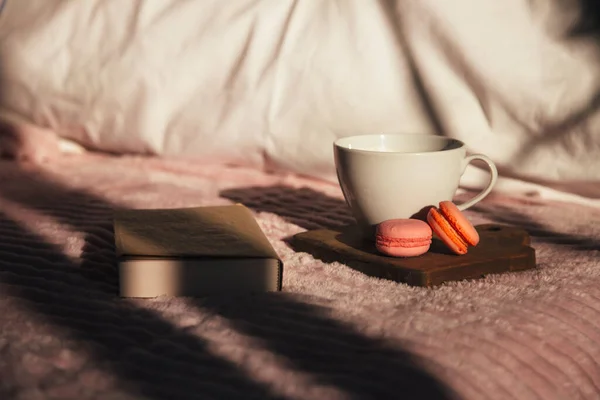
[456,154,498,211]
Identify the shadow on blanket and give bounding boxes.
[0,212,284,400]
[220,185,354,231]
[0,166,456,399]
[194,294,449,400]
[220,185,600,251]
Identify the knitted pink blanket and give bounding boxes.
[0,153,599,400]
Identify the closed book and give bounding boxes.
[113,204,283,298]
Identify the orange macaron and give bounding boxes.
[427,201,479,255]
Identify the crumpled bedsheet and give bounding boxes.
[1,0,600,206]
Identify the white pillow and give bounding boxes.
[0,0,431,165]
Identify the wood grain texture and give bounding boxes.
[292,224,537,287]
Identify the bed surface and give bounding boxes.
[1,153,599,400]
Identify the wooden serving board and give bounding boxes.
[291,224,536,287]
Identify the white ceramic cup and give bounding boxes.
[333,134,498,236]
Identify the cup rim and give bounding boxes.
[333,133,465,155]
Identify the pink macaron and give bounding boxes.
[375,219,433,257]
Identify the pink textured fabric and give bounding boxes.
[0,153,599,400]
